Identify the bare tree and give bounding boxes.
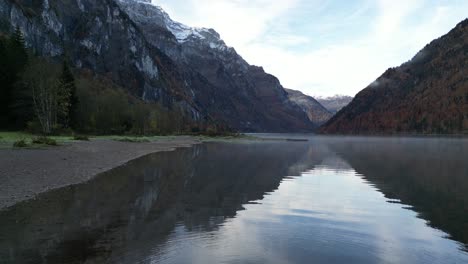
[21,58,60,134]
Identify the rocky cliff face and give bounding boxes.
[285,89,332,126]
[0,0,317,132]
[320,19,468,135]
[0,0,202,120]
[317,95,353,114]
[117,0,316,132]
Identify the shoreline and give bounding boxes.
[0,136,201,210]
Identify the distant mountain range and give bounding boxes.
[320,19,468,135]
[316,95,353,114]
[0,0,330,132]
[285,89,332,126]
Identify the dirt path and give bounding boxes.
[0,137,200,210]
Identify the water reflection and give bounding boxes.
[0,137,467,264]
[323,137,468,249]
[0,142,320,263]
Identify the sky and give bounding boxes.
[151,0,468,97]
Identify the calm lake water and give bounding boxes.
[1,135,468,264]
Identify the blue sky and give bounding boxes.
[151,0,468,97]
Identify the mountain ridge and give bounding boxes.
[117,0,319,132]
[316,95,353,114]
[0,0,323,132]
[320,19,468,135]
[285,89,332,125]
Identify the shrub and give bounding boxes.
[13,139,28,148]
[32,136,58,146]
[73,135,90,141]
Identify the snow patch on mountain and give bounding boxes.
[164,18,207,43]
[117,0,229,50]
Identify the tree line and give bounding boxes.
[0,28,233,136]
[1,28,78,133]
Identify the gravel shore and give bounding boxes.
[0,137,200,210]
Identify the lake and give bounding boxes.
[1,135,467,263]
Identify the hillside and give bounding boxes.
[316,95,353,114]
[0,0,318,132]
[285,89,332,125]
[320,19,468,135]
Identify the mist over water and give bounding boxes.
[1,136,467,263]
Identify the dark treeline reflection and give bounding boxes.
[321,136,468,250]
[0,142,324,264]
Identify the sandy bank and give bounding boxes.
[0,137,200,210]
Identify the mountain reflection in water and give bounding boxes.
[0,137,467,264]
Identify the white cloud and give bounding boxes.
[153,0,300,46]
[152,0,468,97]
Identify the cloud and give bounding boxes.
[152,0,468,97]
[153,0,300,46]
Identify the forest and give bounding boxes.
[0,29,228,136]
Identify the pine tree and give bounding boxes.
[0,38,10,126]
[9,27,28,73]
[0,27,29,128]
[58,59,78,128]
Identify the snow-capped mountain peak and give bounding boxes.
[117,0,225,48]
[164,18,207,43]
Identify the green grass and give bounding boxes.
[32,136,58,146]
[0,131,76,149]
[0,131,257,149]
[0,131,32,143]
[73,135,90,141]
[94,135,176,142]
[196,134,257,142]
[13,139,28,148]
[0,132,179,148]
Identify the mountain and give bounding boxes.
[285,89,332,125]
[117,0,317,132]
[0,0,201,120]
[316,95,353,114]
[320,19,468,135]
[0,0,317,132]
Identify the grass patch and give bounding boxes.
[73,135,90,141]
[32,136,58,146]
[13,139,29,148]
[0,132,77,146]
[0,132,33,143]
[96,135,172,142]
[1,131,212,149]
[196,133,257,142]
[1,132,172,145]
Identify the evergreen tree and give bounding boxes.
[10,27,31,128]
[0,27,29,129]
[58,59,78,128]
[0,38,9,126]
[9,26,28,73]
